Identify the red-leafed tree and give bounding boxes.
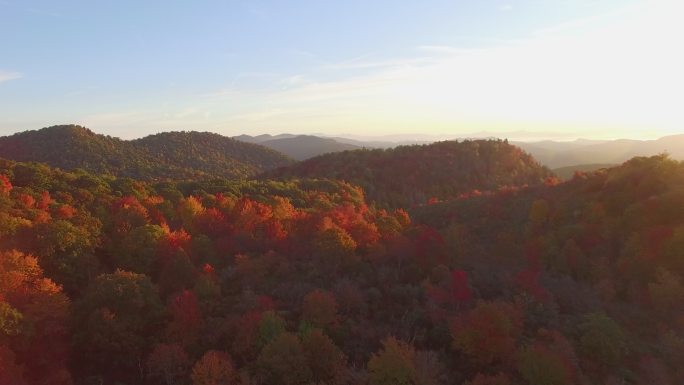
[111,196,149,235]
[514,268,550,302]
[230,310,262,363]
[465,372,511,385]
[147,343,191,385]
[0,173,12,195]
[0,346,26,385]
[167,290,204,348]
[194,207,230,239]
[451,269,473,305]
[414,225,446,271]
[451,301,523,368]
[301,289,338,330]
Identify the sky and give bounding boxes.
[1,0,683,140]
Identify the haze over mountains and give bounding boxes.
[513,135,684,169]
[235,134,362,161]
[256,133,684,176]
[234,131,684,171]
[2,125,683,185]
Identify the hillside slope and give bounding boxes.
[132,131,293,177]
[407,155,684,383]
[0,125,293,180]
[267,139,553,207]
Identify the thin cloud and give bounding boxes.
[250,2,665,138]
[416,45,488,56]
[323,55,436,71]
[177,1,684,138]
[280,75,307,87]
[498,4,513,12]
[0,71,22,83]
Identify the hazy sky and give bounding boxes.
[1,0,682,140]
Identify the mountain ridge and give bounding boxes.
[0,125,293,180]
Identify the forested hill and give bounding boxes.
[3,153,684,384]
[132,131,293,177]
[0,125,293,180]
[267,139,553,207]
[234,134,362,160]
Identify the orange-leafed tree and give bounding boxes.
[0,173,12,195]
[191,350,236,385]
[0,249,71,385]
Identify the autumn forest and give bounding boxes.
[1,126,684,385]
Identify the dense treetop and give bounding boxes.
[1,150,683,384]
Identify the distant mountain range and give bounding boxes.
[513,135,684,169]
[551,163,616,180]
[234,134,362,160]
[235,132,684,172]
[0,125,293,180]
[2,125,682,183]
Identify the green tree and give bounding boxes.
[28,219,99,294]
[257,310,286,348]
[302,329,346,383]
[518,345,573,385]
[257,332,312,385]
[72,270,165,383]
[0,301,23,337]
[368,337,417,385]
[116,224,167,275]
[648,268,684,318]
[578,313,627,371]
